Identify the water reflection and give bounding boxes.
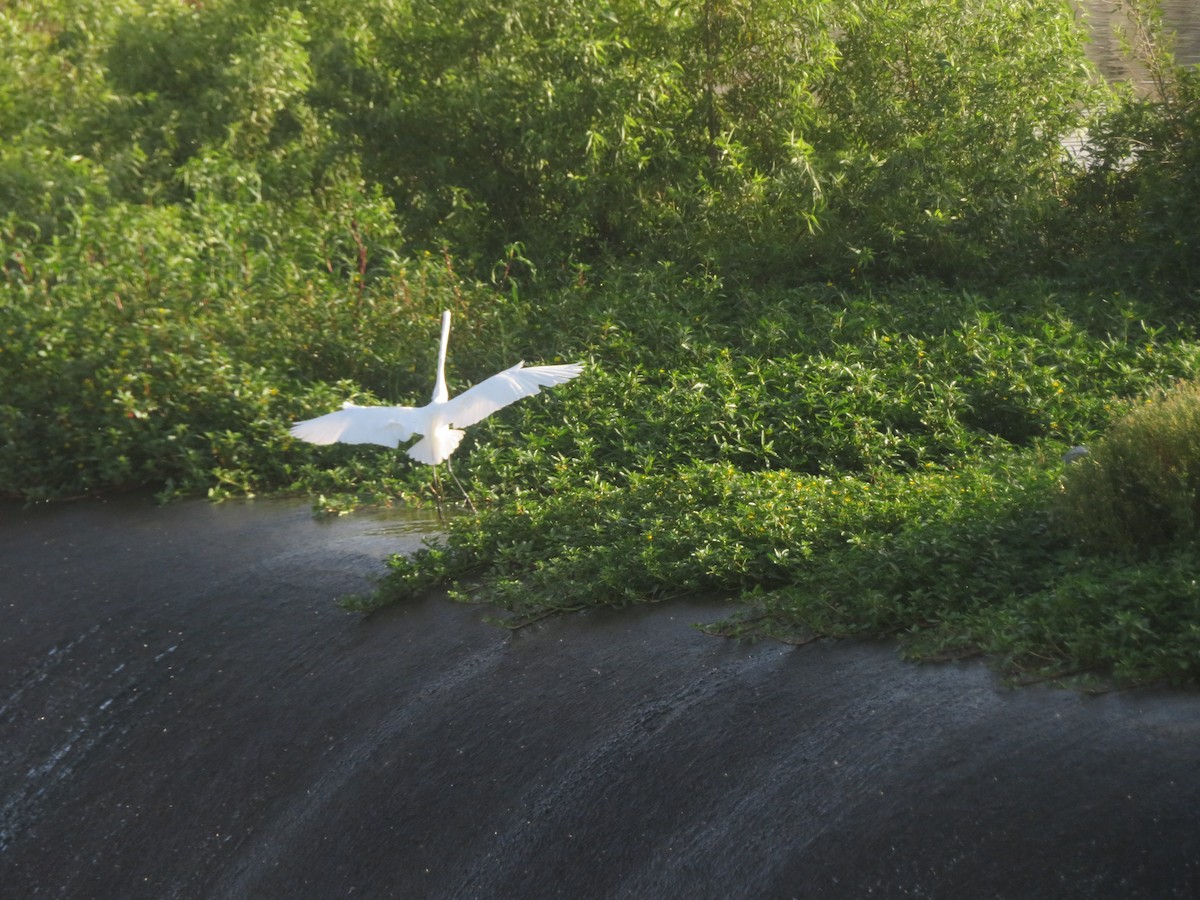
[361,504,450,537]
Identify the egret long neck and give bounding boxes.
[430,310,451,404]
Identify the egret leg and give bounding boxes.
[430,463,446,517]
[445,458,477,512]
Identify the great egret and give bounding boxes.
[290,310,583,501]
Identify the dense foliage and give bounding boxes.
[4,0,1200,684]
[1059,379,1200,552]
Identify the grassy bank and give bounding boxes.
[357,281,1200,686]
[4,0,1200,685]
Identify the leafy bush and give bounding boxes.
[368,444,1200,685]
[1064,0,1200,288]
[1,0,1139,287]
[1058,379,1200,552]
[285,0,1096,279]
[312,0,840,267]
[96,2,329,204]
[804,0,1097,281]
[0,161,485,501]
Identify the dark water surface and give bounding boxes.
[3,497,1200,898]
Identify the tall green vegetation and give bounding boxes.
[3,0,1108,502]
[305,0,1097,278]
[2,0,1099,270]
[4,0,1200,683]
[1067,0,1200,287]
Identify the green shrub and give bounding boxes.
[727,454,1061,642]
[0,0,1120,285]
[293,0,1096,280]
[1062,0,1200,288]
[805,0,1097,281]
[98,2,329,203]
[1058,379,1200,552]
[0,162,480,501]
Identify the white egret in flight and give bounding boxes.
[290,310,583,501]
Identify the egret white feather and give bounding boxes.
[290,310,583,466]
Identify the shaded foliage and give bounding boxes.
[4,1,1200,684]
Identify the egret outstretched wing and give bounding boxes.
[290,402,419,448]
[289,310,584,477]
[442,362,584,429]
